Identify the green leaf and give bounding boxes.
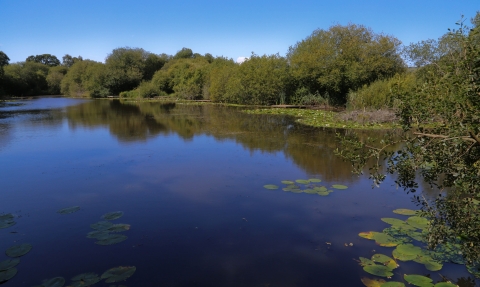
[361,277,386,287]
[102,211,124,221]
[381,218,407,226]
[263,184,279,190]
[95,234,128,245]
[403,274,433,287]
[71,272,100,287]
[0,214,14,221]
[0,220,16,229]
[314,186,328,192]
[0,258,20,271]
[107,224,131,232]
[281,180,294,185]
[395,244,422,256]
[363,264,393,277]
[90,221,114,230]
[101,266,136,283]
[393,209,417,216]
[371,254,398,269]
[406,216,429,230]
[303,189,318,194]
[0,268,17,283]
[309,178,322,182]
[57,206,80,214]
[6,243,32,257]
[359,257,376,267]
[295,179,310,184]
[381,282,406,287]
[433,283,457,287]
[392,249,417,261]
[332,184,348,189]
[40,277,66,287]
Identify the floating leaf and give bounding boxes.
[40,277,66,287]
[6,243,32,257]
[95,234,128,245]
[102,211,124,221]
[381,218,407,226]
[332,184,348,189]
[407,231,426,242]
[466,263,480,278]
[0,214,14,221]
[0,220,15,229]
[86,230,111,239]
[359,231,378,240]
[108,224,131,233]
[393,209,417,216]
[403,274,433,287]
[407,216,429,230]
[295,179,310,184]
[314,186,328,192]
[374,233,402,247]
[363,264,393,277]
[90,221,114,231]
[359,257,376,267]
[71,272,100,287]
[101,266,136,283]
[317,191,330,196]
[303,189,317,194]
[281,180,294,185]
[361,277,386,287]
[372,254,398,269]
[395,244,422,256]
[0,267,17,283]
[0,258,20,271]
[423,260,443,272]
[392,249,417,261]
[433,283,456,287]
[381,282,406,287]
[57,206,80,214]
[263,185,279,190]
[309,178,322,183]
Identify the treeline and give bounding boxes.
[0,17,478,108]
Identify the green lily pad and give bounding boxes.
[101,266,136,283]
[466,263,480,277]
[0,258,20,271]
[303,189,318,194]
[281,180,295,185]
[102,211,124,221]
[381,282,406,287]
[317,191,330,196]
[0,267,17,283]
[86,230,111,239]
[0,220,15,229]
[403,274,433,287]
[295,179,310,184]
[95,234,128,245]
[90,221,114,230]
[393,209,417,216]
[71,272,100,287]
[371,254,398,269]
[392,249,417,261]
[433,283,457,287]
[6,243,32,257]
[40,277,65,287]
[332,184,348,189]
[381,218,407,226]
[309,178,322,183]
[57,206,80,214]
[424,260,443,271]
[363,264,393,277]
[361,277,386,287]
[263,184,279,190]
[314,186,328,192]
[395,244,422,256]
[108,224,131,232]
[0,214,14,221]
[407,231,426,242]
[360,232,402,247]
[407,216,429,230]
[359,257,376,266]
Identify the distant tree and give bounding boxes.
[26,54,61,67]
[61,60,108,98]
[62,54,83,68]
[46,65,68,94]
[143,53,169,81]
[173,48,193,59]
[204,53,214,63]
[0,51,9,67]
[3,61,49,95]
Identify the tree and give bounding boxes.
[62,54,83,68]
[336,17,480,265]
[26,54,61,67]
[287,24,405,104]
[46,65,68,94]
[3,61,49,95]
[173,47,193,59]
[60,60,108,97]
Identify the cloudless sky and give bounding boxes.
[1,0,478,63]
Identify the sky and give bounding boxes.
[1,0,479,64]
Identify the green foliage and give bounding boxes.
[62,54,83,68]
[26,54,60,67]
[2,61,50,96]
[173,47,193,59]
[46,65,68,94]
[288,23,405,104]
[60,60,109,97]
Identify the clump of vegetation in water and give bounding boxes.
[87,211,130,245]
[264,178,347,196]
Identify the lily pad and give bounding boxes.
[359,257,376,267]
[363,264,393,277]
[393,209,417,216]
[263,184,279,190]
[101,266,136,283]
[381,282,406,287]
[0,220,16,229]
[108,224,131,233]
[332,184,348,190]
[57,206,80,214]
[295,179,310,184]
[392,249,417,261]
[403,274,433,287]
[381,218,407,226]
[407,216,429,230]
[314,186,328,192]
[0,258,20,271]
[281,180,294,185]
[86,230,111,239]
[303,189,318,194]
[309,178,322,183]
[0,267,17,283]
[371,254,398,269]
[95,234,128,245]
[40,277,65,287]
[0,214,14,221]
[395,244,423,256]
[6,243,32,257]
[433,283,456,287]
[90,221,114,230]
[317,191,330,196]
[360,232,402,247]
[102,211,124,221]
[71,272,100,287]
[361,277,386,287]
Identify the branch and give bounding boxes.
[413,132,477,143]
[468,131,480,145]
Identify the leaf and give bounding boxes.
[374,233,402,247]
[57,206,80,214]
[317,191,330,196]
[281,180,294,185]
[371,254,398,269]
[6,243,32,257]
[95,234,128,245]
[403,274,433,287]
[314,186,328,192]
[71,272,100,287]
[381,282,406,287]
[359,257,376,267]
[392,249,417,261]
[102,211,124,221]
[90,221,114,230]
[433,283,457,287]
[40,277,66,287]
[393,209,417,216]
[0,268,17,283]
[263,184,279,190]
[363,264,393,277]
[309,178,322,183]
[101,266,136,283]
[361,277,386,287]
[86,230,111,239]
[0,220,16,229]
[0,258,20,271]
[332,184,348,189]
[107,224,131,233]
[0,214,14,221]
[395,244,423,256]
[303,189,318,194]
[295,179,310,184]
[406,216,429,230]
[359,231,378,239]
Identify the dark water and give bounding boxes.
[0,98,477,287]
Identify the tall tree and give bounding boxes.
[26,54,61,67]
[62,54,83,68]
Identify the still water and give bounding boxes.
[0,98,477,287]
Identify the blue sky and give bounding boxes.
[1,0,478,63]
